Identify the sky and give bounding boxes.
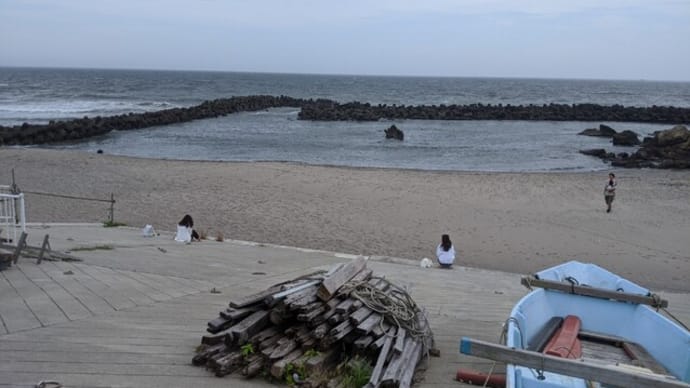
[1,0,689,81]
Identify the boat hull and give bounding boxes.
[506,288,690,387]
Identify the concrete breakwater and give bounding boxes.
[0,95,307,146]
[1,95,689,146]
[298,100,690,123]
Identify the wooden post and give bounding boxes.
[109,193,115,224]
[37,234,50,265]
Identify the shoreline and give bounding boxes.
[2,147,689,292]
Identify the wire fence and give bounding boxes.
[20,190,116,223]
[4,169,117,226]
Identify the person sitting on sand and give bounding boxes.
[175,214,200,243]
[604,173,617,213]
[436,234,455,268]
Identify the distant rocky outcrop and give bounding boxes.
[612,130,641,146]
[384,125,404,141]
[578,124,639,146]
[580,125,690,169]
[578,124,617,137]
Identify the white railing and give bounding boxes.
[0,185,26,246]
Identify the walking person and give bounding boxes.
[604,173,617,213]
[436,234,456,268]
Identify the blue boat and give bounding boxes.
[461,261,690,388]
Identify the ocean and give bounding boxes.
[2,67,690,172]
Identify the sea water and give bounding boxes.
[1,67,689,172]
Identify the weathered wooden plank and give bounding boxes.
[0,272,42,333]
[219,304,261,321]
[380,336,413,386]
[578,329,626,346]
[371,320,391,338]
[249,325,280,344]
[398,340,423,388]
[210,350,243,377]
[80,265,156,306]
[393,328,406,354]
[270,348,304,378]
[242,354,264,377]
[346,268,373,285]
[228,309,270,344]
[349,305,373,325]
[305,348,339,374]
[366,328,395,387]
[622,342,669,375]
[230,284,283,308]
[269,338,299,361]
[354,335,375,351]
[335,298,356,314]
[207,315,233,334]
[317,257,366,301]
[192,343,226,366]
[356,312,383,335]
[521,277,668,308]
[265,281,321,307]
[3,265,68,326]
[460,337,688,388]
[200,333,229,346]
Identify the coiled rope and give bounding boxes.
[340,276,431,341]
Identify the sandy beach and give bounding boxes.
[2,147,688,292]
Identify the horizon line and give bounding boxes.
[1,65,689,84]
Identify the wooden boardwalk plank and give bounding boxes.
[111,269,173,302]
[0,273,41,333]
[54,262,135,311]
[77,265,156,306]
[134,271,198,297]
[0,372,257,388]
[0,349,190,364]
[117,270,182,299]
[17,264,92,321]
[2,267,67,327]
[39,261,115,316]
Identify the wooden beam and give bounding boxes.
[228,310,270,344]
[622,342,669,375]
[521,277,668,308]
[366,328,395,387]
[459,337,689,388]
[317,257,367,301]
[37,234,50,264]
[393,328,406,354]
[229,285,283,308]
[265,280,322,306]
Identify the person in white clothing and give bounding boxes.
[436,234,455,268]
[175,214,200,243]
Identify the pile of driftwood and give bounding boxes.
[192,257,435,387]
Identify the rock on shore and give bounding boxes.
[580,125,690,169]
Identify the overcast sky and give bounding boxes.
[1,0,689,81]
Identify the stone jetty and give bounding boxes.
[1,95,689,146]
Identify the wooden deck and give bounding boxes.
[0,224,688,387]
